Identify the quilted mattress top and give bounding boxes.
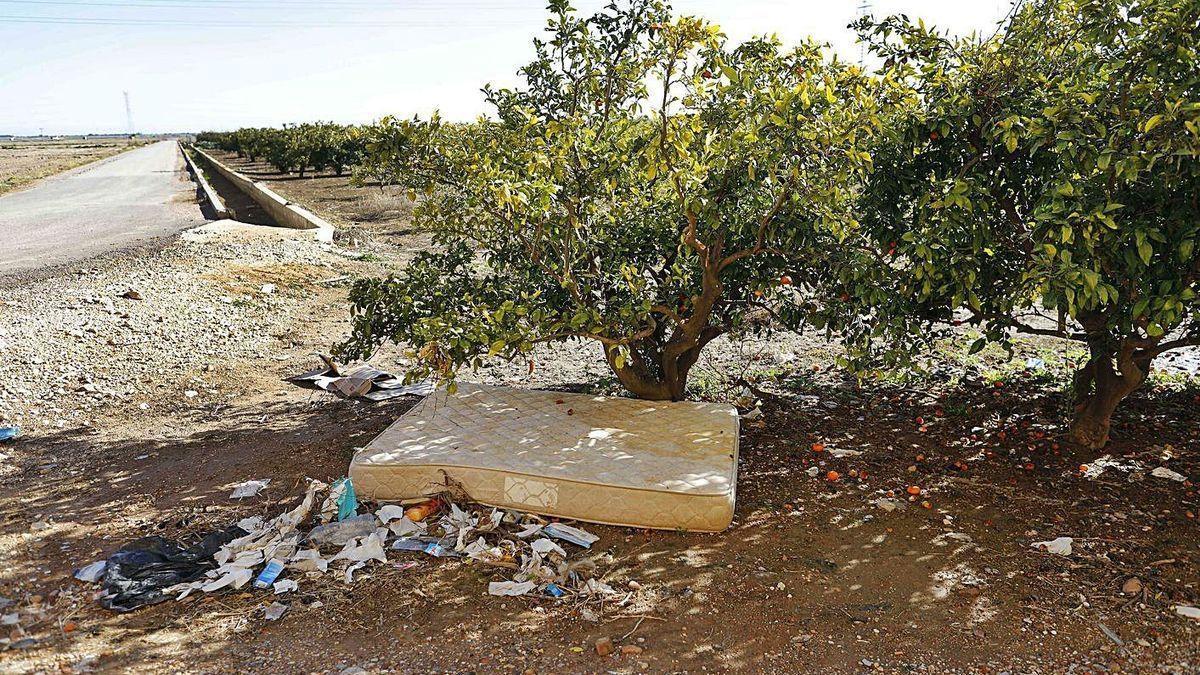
[353,382,739,496]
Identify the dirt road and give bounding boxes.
[0,141,203,276]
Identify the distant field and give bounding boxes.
[0,138,144,196]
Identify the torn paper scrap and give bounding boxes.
[1031,537,1073,556]
[543,523,599,548]
[530,538,567,557]
[1151,467,1187,482]
[264,602,288,621]
[229,479,270,499]
[375,504,407,524]
[488,580,536,596]
[74,561,106,583]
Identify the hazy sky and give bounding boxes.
[0,1,1012,136]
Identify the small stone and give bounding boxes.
[620,645,643,655]
[1121,577,1143,595]
[595,637,615,656]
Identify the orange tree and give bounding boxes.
[844,0,1199,448]
[338,0,900,400]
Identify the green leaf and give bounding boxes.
[488,340,506,357]
[1138,240,1153,266]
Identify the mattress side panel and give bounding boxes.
[350,462,734,532]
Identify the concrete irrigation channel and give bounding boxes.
[187,146,335,243]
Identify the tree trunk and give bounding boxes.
[602,329,718,401]
[1069,337,1152,450]
[604,346,692,400]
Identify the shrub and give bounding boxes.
[337,0,899,400]
[851,0,1199,448]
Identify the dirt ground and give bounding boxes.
[0,139,143,196]
[0,159,1197,674]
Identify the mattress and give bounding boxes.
[349,382,739,532]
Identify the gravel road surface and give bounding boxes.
[0,141,204,276]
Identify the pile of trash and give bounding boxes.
[290,355,435,401]
[76,477,617,614]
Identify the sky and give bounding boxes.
[0,0,1013,136]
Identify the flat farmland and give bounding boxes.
[0,138,142,196]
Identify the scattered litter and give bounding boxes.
[74,560,107,583]
[1081,455,1144,480]
[331,532,387,565]
[543,522,599,548]
[237,515,264,532]
[288,549,329,573]
[308,514,375,547]
[1032,537,1073,556]
[229,479,270,499]
[0,426,18,442]
[76,479,616,614]
[199,566,254,593]
[488,580,536,596]
[1024,357,1045,370]
[291,355,435,401]
[388,516,426,537]
[264,602,288,621]
[1150,467,1186,482]
[531,538,567,557]
[1174,605,1200,621]
[320,477,358,522]
[97,526,247,611]
[805,466,820,478]
[260,283,276,295]
[253,559,285,589]
[375,504,407,524]
[160,479,325,602]
[392,537,456,558]
[403,498,442,522]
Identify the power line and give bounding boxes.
[0,0,529,8]
[0,13,530,26]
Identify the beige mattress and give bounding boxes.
[349,383,739,532]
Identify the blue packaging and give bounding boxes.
[253,559,285,589]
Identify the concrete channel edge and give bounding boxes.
[186,145,336,243]
[178,141,229,220]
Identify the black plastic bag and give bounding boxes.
[99,525,246,612]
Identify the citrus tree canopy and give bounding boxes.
[851,0,1199,447]
[338,0,897,400]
